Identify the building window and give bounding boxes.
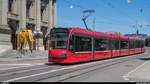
[26,0,34,18]
[41,0,49,20]
[8,0,14,13]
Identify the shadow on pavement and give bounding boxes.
[138,57,150,61]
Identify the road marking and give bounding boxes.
[0,66,32,71]
[0,64,32,66]
[0,63,44,71]
[130,81,135,82]
[3,55,144,82]
[125,61,149,77]
[0,63,44,66]
[122,61,149,82]
[3,60,112,82]
[122,76,129,81]
[3,65,80,82]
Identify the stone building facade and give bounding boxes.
[0,0,57,46]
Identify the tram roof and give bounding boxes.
[53,28,145,40]
[129,37,145,40]
[71,28,145,40]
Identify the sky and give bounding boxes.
[56,0,150,35]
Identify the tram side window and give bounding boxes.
[94,37,108,51]
[142,41,145,48]
[134,40,136,48]
[74,35,92,52]
[139,41,142,48]
[135,40,138,48]
[69,35,75,52]
[136,40,141,48]
[135,40,139,48]
[120,39,128,49]
[138,40,141,48]
[115,39,119,50]
[111,38,119,50]
[140,40,144,48]
[108,38,111,50]
[129,40,134,49]
[111,39,115,50]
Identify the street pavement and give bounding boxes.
[1,45,150,82]
[0,45,12,55]
[40,48,150,82]
[60,50,150,82]
[0,44,48,62]
[0,44,48,72]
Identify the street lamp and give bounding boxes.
[70,5,73,8]
[127,0,131,3]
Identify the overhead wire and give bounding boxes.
[95,20,134,27]
[63,0,149,29]
[95,20,150,29]
[96,15,129,24]
[63,0,85,10]
[101,0,137,23]
[63,0,135,27]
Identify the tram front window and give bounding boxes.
[50,29,69,50]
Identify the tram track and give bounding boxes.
[1,53,148,82]
[36,53,148,82]
[0,63,67,81]
[0,64,53,76]
[56,57,139,82]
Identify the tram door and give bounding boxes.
[69,33,92,61]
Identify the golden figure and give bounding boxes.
[17,29,34,52]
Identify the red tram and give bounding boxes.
[48,28,146,63]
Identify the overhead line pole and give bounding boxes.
[136,20,138,35]
[92,18,95,60]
